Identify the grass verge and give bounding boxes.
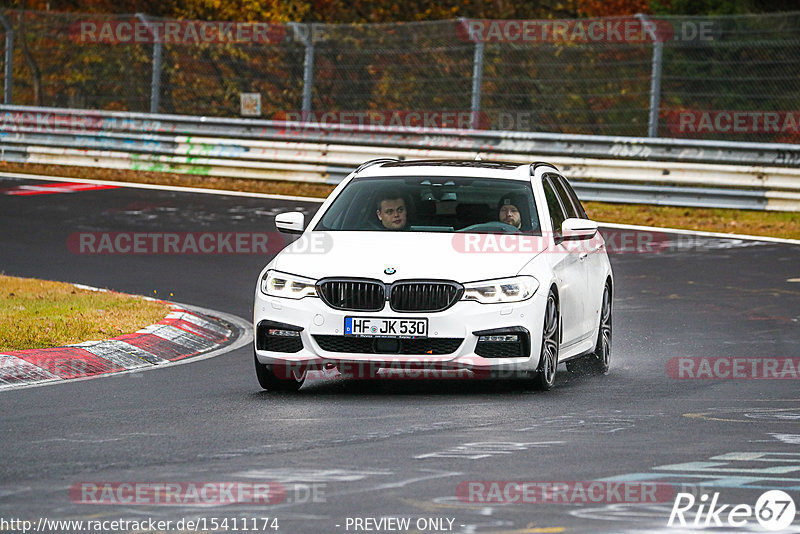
[0,274,171,352]
[2,162,799,240]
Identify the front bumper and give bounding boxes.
[253,289,547,372]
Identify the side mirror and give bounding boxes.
[561,218,598,240]
[275,212,305,235]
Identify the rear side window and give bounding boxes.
[554,174,588,219]
[542,176,567,235]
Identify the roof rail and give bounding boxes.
[354,158,399,173]
[530,161,559,175]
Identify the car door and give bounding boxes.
[541,174,586,348]
[552,173,606,336]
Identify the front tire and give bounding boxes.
[254,351,306,391]
[533,290,559,390]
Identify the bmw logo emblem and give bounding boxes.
[384,267,396,275]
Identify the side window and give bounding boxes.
[548,173,579,220]
[542,176,567,236]
[555,174,588,219]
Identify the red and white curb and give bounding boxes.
[0,301,251,391]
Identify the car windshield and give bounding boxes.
[314,176,541,234]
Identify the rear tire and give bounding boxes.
[254,351,306,391]
[566,283,611,375]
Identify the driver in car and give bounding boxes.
[376,191,409,230]
[498,194,523,230]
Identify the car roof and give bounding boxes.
[354,159,554,181]
[381,160,521,170]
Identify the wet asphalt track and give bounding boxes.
[1,174,799,534]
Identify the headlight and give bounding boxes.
[462,276,538,304]
[260,270,318,299]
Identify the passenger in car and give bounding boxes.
[376,191,409,230]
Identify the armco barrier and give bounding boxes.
[2,105,800,210]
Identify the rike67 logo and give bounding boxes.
[668,490,796,531]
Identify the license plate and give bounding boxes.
[344,317,428,338]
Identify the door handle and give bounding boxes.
[594,244,605,251]
[579,252,588,261]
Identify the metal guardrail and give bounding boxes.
[2,105,800,211]
[4,105,800,167]
[570,182,772,211]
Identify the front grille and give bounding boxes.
[318,279,385,311]
[313,335,463,355]
[389,282,463,312]
[317,279,463,313]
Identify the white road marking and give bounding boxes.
[600,221,800,246]
[0,171,324,203]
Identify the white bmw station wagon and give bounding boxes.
[254,159,613,391]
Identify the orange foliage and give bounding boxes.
[577,0,653,17]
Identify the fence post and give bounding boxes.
[460,17,485,129]
[637,13,663,137]
[470,40,484,129]
[291,23,315,116]
[0,13,12,104]
[136,13,162,114]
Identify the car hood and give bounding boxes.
[272,231,546,282]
